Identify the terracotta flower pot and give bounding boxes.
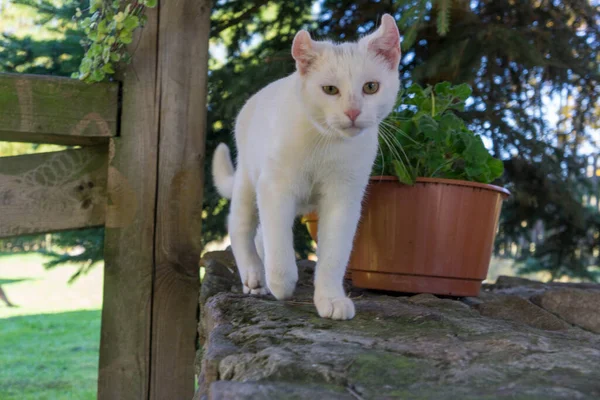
[303,176,509,296]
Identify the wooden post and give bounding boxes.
[98,1,210,399]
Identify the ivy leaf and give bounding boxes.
[392,160,415,185]
[79,58,92,74]
[119,31,133,44]
[145,0,158,7]
[91,69,106,82]
[102,63,115,74]
[97,19,108,34]
[123,16,140,31]
[90,0,102,13]
[90,43,102,57]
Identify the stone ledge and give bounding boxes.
[195,252,600,400]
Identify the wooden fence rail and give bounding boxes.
[0,145,108,239]
[0,74,119,145]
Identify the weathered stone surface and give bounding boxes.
[531,289,600,334]
[195,253,600,400]
[475,295,571,331]
[208,381,355,400]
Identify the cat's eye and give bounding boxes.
[322,85,340,95]
[363,82,380,95]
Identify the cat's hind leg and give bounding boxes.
[229,170,268,295]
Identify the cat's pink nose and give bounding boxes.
[345,108,361,122]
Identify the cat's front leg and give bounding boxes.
[257,179,299,300]
[314,184,364,320]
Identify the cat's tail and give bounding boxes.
[212,143,235,199]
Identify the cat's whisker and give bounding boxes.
[378,126,410,170]
[379,127,402,161]
[379,120,419,145]
[379,124,407,154]
[377,129,403,168]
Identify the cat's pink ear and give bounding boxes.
[292,30,316,75]
[364,14,401,70]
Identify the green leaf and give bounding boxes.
[145,0,158,7]
[407,83,425,99]
[465,166,483,178]
[90,43,102,57]
[80,57,92,74]
[434,82,452,96]
[417,115,442,141]
[97,20,108,34]
[119,31,133,44]
[450,83,472,101]
[91,69,106,82]
[110,52,121,62]
[464,136,490,163]
[440,112,464,132]
[90,0,102,13]
[123,16,140,31]
[426,153,447,176]
[392,160,415,185]
[102,63,115,74]
[102,46,111,63]
[487,157,504,181]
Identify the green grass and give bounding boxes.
[0,253,103,400]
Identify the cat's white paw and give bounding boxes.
[243,285,270,295]
[267,276,297,300]
[241,264,267,295]
[314,295,355,320]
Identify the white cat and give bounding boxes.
[212,14,401,320]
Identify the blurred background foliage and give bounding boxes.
[1,0,599,282]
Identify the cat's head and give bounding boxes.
[292,14,401,138]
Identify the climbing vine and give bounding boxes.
[72,0,156,82]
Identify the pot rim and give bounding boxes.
[369,175,510,197]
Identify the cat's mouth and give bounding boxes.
[336,121,369,137]
[341,126,363,137]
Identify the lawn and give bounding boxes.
[0,253,103,400]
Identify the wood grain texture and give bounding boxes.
[0,146,108,239]
[0,73,119,144]
[149,0,210,398]
[97,9,159,400]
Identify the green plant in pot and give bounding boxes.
[303,82,510,296]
